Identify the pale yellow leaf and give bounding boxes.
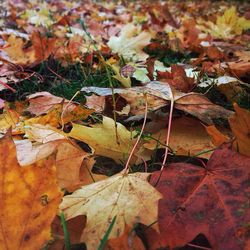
[60,171,162,250]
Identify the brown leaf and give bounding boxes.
[26,92,75,116]
[175,93,234,124]
[157,65,195,92]
[144,117,215,158]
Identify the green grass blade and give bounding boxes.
[60,212,71,250]
[98,216,117,250]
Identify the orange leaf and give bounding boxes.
[205,125,229,146]
[0,132,62,250]
[30,32,56,62]
[229,103,250,156]
[106,226,145,250]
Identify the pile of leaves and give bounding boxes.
[0,0,250,249]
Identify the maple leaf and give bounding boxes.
[30,32,56,62]
[1,35,36,65]
[200,7,250,39]
[63,116,147,163]
[107,23,152,62]
[0,132,62,250]
[21,3,54,28]
[150,147,250,250]
[60,171,162,250]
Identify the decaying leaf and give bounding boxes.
[0,132,62,250]
[60,171,162,250]
[150,147,250,250]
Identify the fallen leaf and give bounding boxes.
[106,226,145,250]
[82,82,233,124]
[1,35,36,65]
[49,215,86,250]
[60,171,162,250]
[26,91,75,116]
[64,116,144,163]
[31,32,56,62]
[157,64,195,92]
[0,98,4,109]
[150,147,250,250]
[24,124,65,143]
[175,93,233,124]
[229,103,250,156]
[14,138,98,191]
[0,108,19,133]
[0,132,62,250]
[200,6,250,39]
[144,116,215,158]
[107,23,152,62]
[205,125,230,146]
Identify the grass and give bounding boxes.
[0,59,121,103]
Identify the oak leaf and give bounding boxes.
[60,172,162,250]
[0,132,62,250]
[150,147,250,250]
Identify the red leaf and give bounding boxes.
[151,147,250,250]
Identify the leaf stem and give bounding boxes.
[124,94,148,173]
[160,99,174,171]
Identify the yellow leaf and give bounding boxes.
[64,116,141,163]
[205,7,250,39]
[0,108,19,133]
[107,23,152,62]
[60,171,162,250]
[229,103,250,156]
[0,132,62,250]
[2,35,36,65]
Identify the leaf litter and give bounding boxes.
[0,0,249,250]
